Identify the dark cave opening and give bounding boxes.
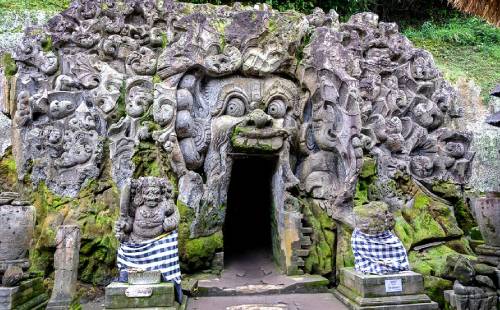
[223,156,277,265]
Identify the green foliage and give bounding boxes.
[0,147,17,192]
[2,53,17,77]
[404,17,500,100]
[0,0,70,11]
[302,199,335,275]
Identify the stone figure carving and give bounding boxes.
[115,177,179,243]
[351,201,410,274]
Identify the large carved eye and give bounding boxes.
[225,97,245,117]
[267,99,286,119]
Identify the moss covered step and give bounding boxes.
[104,282,175,309]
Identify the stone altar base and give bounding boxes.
[0,277,48,310]
[332,268,438,310]
[105,282,185,310]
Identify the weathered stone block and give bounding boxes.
[104,282,175,309]
[0,278,48,310]
[339,267,424,298]
[333,268,438,309]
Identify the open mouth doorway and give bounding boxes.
[223,155,278,268]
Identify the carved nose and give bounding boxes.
[249,109,272,129]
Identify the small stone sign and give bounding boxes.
[385,279,403,293]
[125,286,153,298]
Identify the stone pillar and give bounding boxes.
[46,225,81,310]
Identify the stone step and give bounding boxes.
[196,274,329,297]
[300,236,311,247]
[301,227,313,235]
[186,293,348,310]
[296,249,310,257]
[295,258,305,267]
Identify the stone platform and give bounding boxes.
[0,277,48,310]
[105,282,183,310]
[332,268,438,310]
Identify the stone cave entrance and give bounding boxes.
[223,155,277,269]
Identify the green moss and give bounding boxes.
[0,147,17,192]
[354,157,378,207]
[394,189,464,249]
[114,80,127,121]
[161,32,168,48]
[360,157,377,178]
[41,35,53,52]
[453,199,476,235]
[181,231,223,272]
[423,275,453,308]
[211,19,228,49]
[153,74,162,84]
[469,226,483,240]
[336,223,354,270]
[132,141,177,187]
[30,176,120,285]
[2,53,17,77]
[302,199,335,275]
[408,244,473,277]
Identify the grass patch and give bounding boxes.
[403,17,500,101]
[0,0,69,11]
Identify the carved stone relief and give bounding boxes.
[4,0,474,275]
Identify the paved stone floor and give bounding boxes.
[187,293,348,310]
[81,251,347,309]
[196,251,330,296]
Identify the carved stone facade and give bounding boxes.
[3,0,473,278]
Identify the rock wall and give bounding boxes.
[0,0,480,306]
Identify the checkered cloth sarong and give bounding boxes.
[351,228,410,274]
[117,231,181,284]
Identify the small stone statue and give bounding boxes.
[114,177,182,298]
[351,201,410,274]
[115,177,180,243]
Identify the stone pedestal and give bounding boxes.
[332,268,438,309]
[46,225,81,310]
[0,278,48,310]
[444,289,497,310]
[105,282,177,309]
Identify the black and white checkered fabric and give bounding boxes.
[117,231,181,284]
[351,228,410,274]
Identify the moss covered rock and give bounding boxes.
[0,147,17,192]
[393,189,463,250]
[302,199,335,275]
